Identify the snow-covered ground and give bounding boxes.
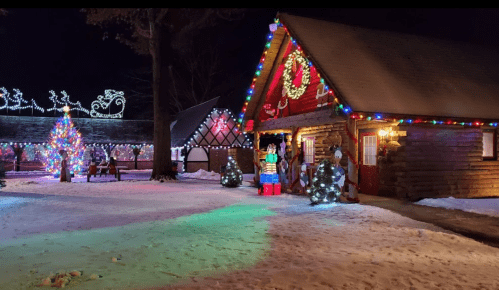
[415,196,499,218]
[0,170,498,289]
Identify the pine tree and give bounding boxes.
[308,159,341,204]
[44,107,85,176]
[221,156,243,187]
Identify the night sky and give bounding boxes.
[0,8,498,120]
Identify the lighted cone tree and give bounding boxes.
[308,159,342,205]
[221,156,243,187]
[44,106,85,176]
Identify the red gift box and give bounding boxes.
[273,183,281,195]
[263,183,273,196]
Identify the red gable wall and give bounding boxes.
[258,41,326,122]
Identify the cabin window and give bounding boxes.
[483,130,496,160]
[171,148,178,161]
[303,137,315,164]
[363,135,377,166]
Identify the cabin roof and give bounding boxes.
[245,12,499,125]
[0,115,154,145]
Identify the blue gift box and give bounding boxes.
[260,173,279,184]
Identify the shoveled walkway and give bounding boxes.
[357,193,499,249]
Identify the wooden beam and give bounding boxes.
[254,131,261,185]
[347,118,359,199]
[255,109,338,132]
[250,32,291,129]
[290,126,300,192]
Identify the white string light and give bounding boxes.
[90,90,126,119]
[0,88,45,113]
[47,90,89,114]
[1,88,125,119]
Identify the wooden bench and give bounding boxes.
[87,165,127,182]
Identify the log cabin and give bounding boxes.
[239,12,499,200]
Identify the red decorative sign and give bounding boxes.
[213,117,228,133]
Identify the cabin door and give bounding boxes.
[359,131,379,195]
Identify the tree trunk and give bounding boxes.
[12,146,23,172]
[150,23,174,180]
[133,147,141,169]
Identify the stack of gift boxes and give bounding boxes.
[259,144,281,196]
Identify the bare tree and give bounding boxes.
[0,8,6,189]
[82,8,245,180]
[169,42,222,109]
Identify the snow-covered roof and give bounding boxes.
[171,97,220,147]
[275,13,499,119]
[0,115,153,145]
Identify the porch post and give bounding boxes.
[290,126,299,192]
[347,118,359,201]
[254,131,260,185]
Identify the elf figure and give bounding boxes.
[277,87,288,118]
[59,150,71,182]
[278,140,288,184]
[263,103,275,119]
[315,83,329,111]
[299,163,309,194]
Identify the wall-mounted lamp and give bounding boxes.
[378,129,389,144]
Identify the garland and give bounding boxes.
[345,176,361,191]
[290,176,300,191]
[345,150,359,169]
[345,123,357,143]
[344,122,360,191]
[291,127,300,142]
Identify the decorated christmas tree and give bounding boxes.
[44,106,85,176]
[221,156,243,187]
[307,159,342,204]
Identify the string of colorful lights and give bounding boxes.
[238,17,499,134]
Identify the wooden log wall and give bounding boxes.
[381,124,499,200]
[297,120,349,170]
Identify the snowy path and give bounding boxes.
[0,172,498,289]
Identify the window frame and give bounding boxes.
[482,130,497,161]
[362,135,377,166]
[302,136,315,165]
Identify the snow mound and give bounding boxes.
[180,169,220,180]
[416,196,499,217]
[0,197,28,211]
